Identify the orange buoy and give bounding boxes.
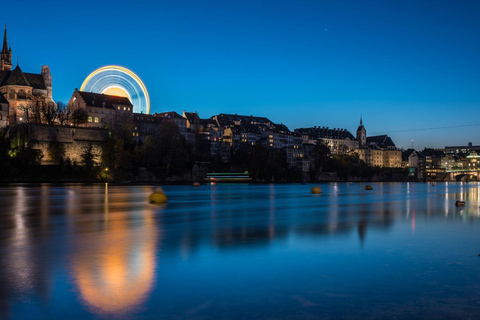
[311,186,322,194]
[149,187,168,204]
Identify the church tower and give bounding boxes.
[356,116,366,148]
[1,24,12,71]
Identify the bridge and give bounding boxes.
[445,169,480,181]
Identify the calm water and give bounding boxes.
[1,182,480,319]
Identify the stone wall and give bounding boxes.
[29,124,108,164]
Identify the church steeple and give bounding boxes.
[1,24,12,71]
[2,24,7,53]
[356,115,366,148]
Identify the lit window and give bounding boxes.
[88,116,92,122]
[124,107,126,110]
[94,117,99,123]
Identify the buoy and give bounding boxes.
[311,186,322,194]
[149,187,168,204]
[455,200,465,207]
[193,182,200,187]
[365,185,373,190]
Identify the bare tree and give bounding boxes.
[40,101,58,125]
[71,107,89,126]
[57,101,70,126]
[17,104,33,122]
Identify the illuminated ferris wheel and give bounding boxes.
[80,66,150,114]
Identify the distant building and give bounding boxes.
[294,126,358,154]
[68,89,133,128]
[445,142,480,155]
[154,111,187,134]
[354,118,401,168]
[132,113,162,142]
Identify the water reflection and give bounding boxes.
[71,208,160,316]
[0,182,480,319]
[66,185,162,316]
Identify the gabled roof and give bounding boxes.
[273,123,291,134]
[214,113,272,126]
[294,127,355,140]
[199,118,217,126]
[154,111,185,119]
[0,68,47,90]
[3,65,30,86]
[24,73,47,89]
[183,111,200,123]
[402,148,416,160]
[421,148,445,157]
[367,135,396,148]
[78,91,133,109]
[133,113,163,124]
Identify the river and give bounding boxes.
[0,182,479,319]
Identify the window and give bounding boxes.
[0,114,2,120]
[9,90,15,99]
[124,107,126,110]
[88,116,92,122]
[94,117,99,123]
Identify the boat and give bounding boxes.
[204,172,252,183]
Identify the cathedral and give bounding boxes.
[0,25,53,126]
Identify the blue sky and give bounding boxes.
[4,0,480,148]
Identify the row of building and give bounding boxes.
[0,25,402,170]
[404,142,480,181]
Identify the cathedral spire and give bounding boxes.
[360,115,363,126]
[2,24,8,53]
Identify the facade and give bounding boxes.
[133,113,163,142]
[354,118,402,168]
[0,25,53,125]
[154,111,187,135]
[444,142,480,155]
[68,89,133,128]
[295,126,358,154]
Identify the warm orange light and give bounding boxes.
[103,87,129,98]
[72,210,159,315]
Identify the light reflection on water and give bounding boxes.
[1,182,480,319]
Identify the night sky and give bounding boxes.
[5,0,480,148]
